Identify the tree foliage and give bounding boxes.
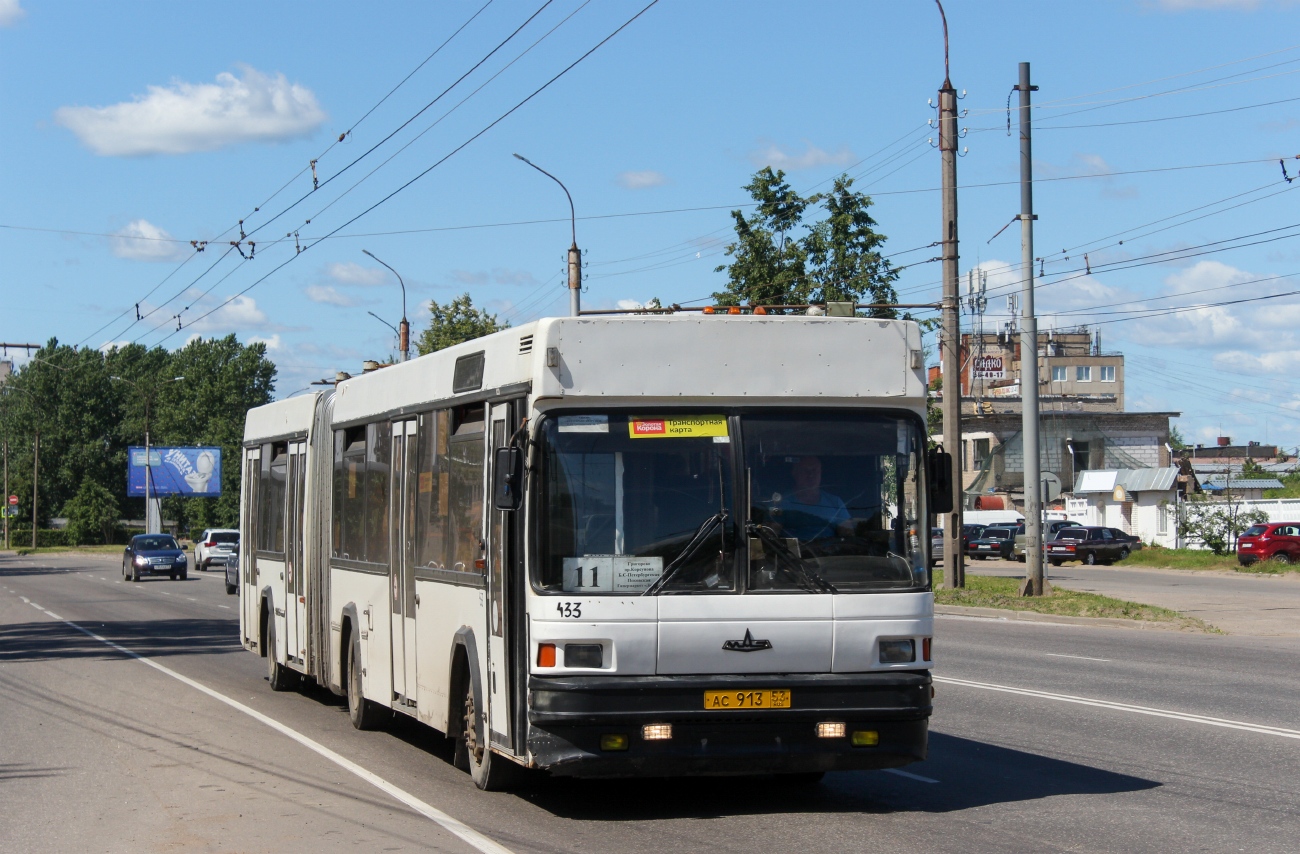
[0,335,276,533]
[714,168,900,313]
[415,293,508,355]
[1176,496,1268,555]
[62,478,121,545]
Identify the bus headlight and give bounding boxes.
[879,639,916,663]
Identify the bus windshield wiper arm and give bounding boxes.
[643,511,727,596]
[746,522,837,593]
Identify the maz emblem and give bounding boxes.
[722,629,772,652]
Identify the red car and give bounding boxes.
[1237,522,1300,566]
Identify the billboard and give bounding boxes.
[127,446,222,497]
[971,355,1006,380]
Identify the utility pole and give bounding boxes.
[4,438,8,550]
[937,1,964,589]
[31,430,38,550]
[514,153,581,317]
[1017,61,1045,596]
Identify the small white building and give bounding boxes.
[1065,467,1181,548]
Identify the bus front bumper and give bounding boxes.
[526,671,931,778]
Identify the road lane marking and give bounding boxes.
[1045,653,1110,662]
[884,768,939,783]
[218,605,231,610]
[19,599,516,854]
[934,676,1300,740]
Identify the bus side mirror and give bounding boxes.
[928,448,954,514]
[493,447,523,511]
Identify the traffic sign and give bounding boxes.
[7,495,17,506]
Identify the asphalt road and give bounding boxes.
[2,552,1298,853]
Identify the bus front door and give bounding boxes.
[242,447,261,648]
[390,420,418,708]
[285,441,306,668]
[486,404,515,749]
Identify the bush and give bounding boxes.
[7,528,73,548]
[1177,498,1268,555]
[62,479,122,545]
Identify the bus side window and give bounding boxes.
[416,410,449,570]
[447,405,485,573]
[336,427,367,561]
[367,422,391,565]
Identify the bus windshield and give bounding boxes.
[534,411,927,595]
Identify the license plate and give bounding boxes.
[704,689,792,710]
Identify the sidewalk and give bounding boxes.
[967,560,1300,637]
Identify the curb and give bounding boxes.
[935,603,1209,633]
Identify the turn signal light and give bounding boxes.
[922,637,932,662]
[600,733,629,751]
[816,722,846,739]
[703,306,716,314]
[728,306,741,315]
[642,724,673,741]
[537,643,556,668]
[851,730,880,747]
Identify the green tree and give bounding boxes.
[1176,496,1268,555]
[62,478,121,544]
[415,293,507,355]
[1264,470,1300,498]
[714,169,899,314]
[1169,425,1188,451]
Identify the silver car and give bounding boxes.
[195,528,239,571]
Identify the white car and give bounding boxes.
[195,528,239,571]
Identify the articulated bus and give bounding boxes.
[239,313,952,788]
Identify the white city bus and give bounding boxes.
[239,313,951,788]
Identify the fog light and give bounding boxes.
[816,722,846,739]
[880,639,916,663]
[564,643,603,668]
[851,730,879,747]
[536,643,556,668]
[642,724,672,741]
[600,733,629,751]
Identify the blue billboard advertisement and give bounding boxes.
[127,446,222,497]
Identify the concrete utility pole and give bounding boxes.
[1017,62,1045,596]
[937,0,965,589]
[31,431,38,550]
[514,153,581,317]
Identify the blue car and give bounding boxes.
[122,534,189,582]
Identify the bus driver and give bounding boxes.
[774,456,850,541]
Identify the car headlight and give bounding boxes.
[134,556,148,565]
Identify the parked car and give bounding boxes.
[1013,520,1084,561]
[968,525,1017,560]
[195,528,240,571]
[221,542,240,595]
[1105,528,1144,551]
[1046,526,1131,566]
[122,534,189,581]
[961,524,986,554]
[931,531,943,566]
[1237,522,1300,566]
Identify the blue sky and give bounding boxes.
[3,0,1300,451]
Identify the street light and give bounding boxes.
[366,311,402,357]
[111,375,185,534]
[362,249,410,361]
[513,153,582,317]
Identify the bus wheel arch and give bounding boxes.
[449,628,484,772]
[258,588,274,658]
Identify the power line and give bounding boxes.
[162,0,663,343]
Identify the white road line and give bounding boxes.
[934,675,1300,740]
[20,600,515,854]
[19,596,30,603]
[159,591,171,596]
[883,768,939,783]
[217,605,231,610]
[1045,653,1110,662]
[187,598,197,602]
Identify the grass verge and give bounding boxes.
[935,574,1213,630]
[1122,545,1299,575]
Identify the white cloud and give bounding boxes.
[247,333,284,352]
[450,268,538,287]
[1214,350,1300,374]
[326,261,387,287]
[748,141,856,172]
[0,0,25,27]
[55,65,326,156]
[111,219,190,262]
[185,295,269,333]
[617,170,668,190]
[304,285,359,307]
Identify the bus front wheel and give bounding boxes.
[347,634,389,730]
[462,679,521,791]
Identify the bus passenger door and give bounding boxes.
[286,440,307,667]
[242,447,261,647]
[390,420,418,707]
[485,405,514,749]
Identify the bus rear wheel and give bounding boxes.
[347,634,389,730]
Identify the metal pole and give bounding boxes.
[31,430,38,550]
[4,438,9,550]
[362,249,410,361]
[939,71,964,590]
[145,398,155,536]
[514,154,581,317]
[1018,62,1044,596]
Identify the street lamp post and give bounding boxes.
[362,249,410,361]
[513,153,581,317]
[112,375,184,534]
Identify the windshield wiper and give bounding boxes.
[643,511,728,596]
[746,522,837,593]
